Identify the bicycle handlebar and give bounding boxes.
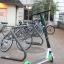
[32,10,51,15]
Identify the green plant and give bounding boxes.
[32,0,57,21]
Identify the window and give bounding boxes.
[24,9,32,20]
[24,9,28,20]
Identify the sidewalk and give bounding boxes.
[0,29,64,64]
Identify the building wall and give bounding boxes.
[0,5,16,26]
[6,5,24,26]
[16,8,24,25]
[0,4,24,26]
[7,5,16,26]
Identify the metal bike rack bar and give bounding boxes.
[0,29,27,62]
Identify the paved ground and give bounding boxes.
[0,28,64,64]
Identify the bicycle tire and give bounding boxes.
[0,32,13,52]
[46,25,55,35]
[16,32,32,51]
[1,32,27,61]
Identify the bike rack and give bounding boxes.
[0,29,27,62]
[26,26,43,46]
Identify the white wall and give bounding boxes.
[0,5,24,26]
[7,5,16,26]
[16,8,24,25]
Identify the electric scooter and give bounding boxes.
[24,10,54,64]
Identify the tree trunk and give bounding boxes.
[48,0,51,23]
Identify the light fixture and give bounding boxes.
[0,3,7,8]
[26,6,32,9]
[28,6,32,9]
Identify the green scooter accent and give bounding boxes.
[48,51,53,62]
[24,60,32,64]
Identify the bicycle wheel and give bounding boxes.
[0,32,13,52]
[16,29,32,51]
[46,25,55,35]
[2,27,11,36]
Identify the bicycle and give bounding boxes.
[33,19,55,35]
[15,19,55,51]
[0,19,55,53]
[0,25,33,52]
[14,24,43,50]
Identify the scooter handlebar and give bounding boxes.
[32,10,51,15]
